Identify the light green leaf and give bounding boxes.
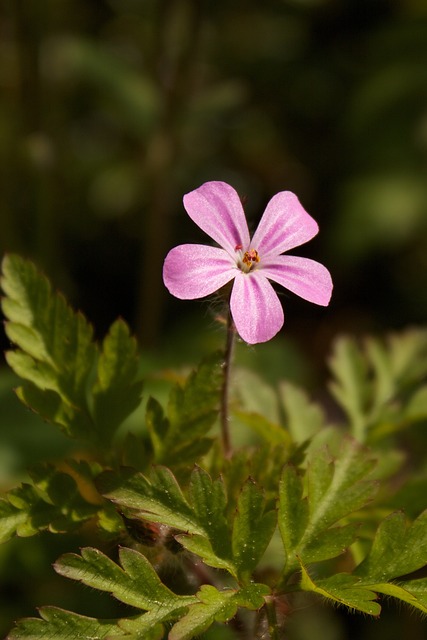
[1,254,96,440]
[99,466,205,535]
[279,439,377,575]
[299,564,380,616]
[0,499,29,543]
[176,533,237,575]
[278,381,326,443]
[55,546,196,611]
[233,410,290,446]
[92,319,143,442]
[327,330,427,442]
[328,336,369,440]
[232,480,277,581]
[365,580,427,615]
[0,466,99,542]
[169,583,270,640]
[7,607,126,639]
[354,510,427,582]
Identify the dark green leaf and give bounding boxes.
[55,546,196,611]
[354,510,427,582]
[299,564,380,616]
[279,439,377,576]
[1,254,96,441]
[99,467,204,535]
[92,319,143,442]
[232,479,277,581]
[7,607,126,639]
[169,583,270,640]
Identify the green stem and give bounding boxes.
[264,597,281,640]
[220,312,236,458]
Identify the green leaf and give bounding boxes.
[232,479,277,581]
[279,439,377,575]
[327,330,427,442]
[169,583,270,640]
[366,580,427,615]
[146,354,223,468]
[165,353,223,449]
[278,381,327,443]
[0,465,99,542]
[1,254,97,441]
[354,510,427,582]
[0,499,29,543]
[92,319,143,442]
[233,410,290,446]
[7,607,126,640]
[176,534,237,575]
[328,336,370,440]
[187,467,232,561]
[55,546,196,611]
[299,564,380,616]
[99,466,205,535]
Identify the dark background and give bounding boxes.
[0,1,427,638]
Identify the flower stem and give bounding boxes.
[264,597,281,640]
[220,311,235,458]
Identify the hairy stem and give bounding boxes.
[220,312,236,458]
[264,597,281,640]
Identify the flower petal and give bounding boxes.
[183,181,250,256]
[230,272,284,344]
[163,244,236,299]
[251,192,319,258]
[262,255,333,306]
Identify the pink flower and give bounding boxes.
[163,181,333,344]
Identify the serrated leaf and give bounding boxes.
[146,396,169,458]
[299,564,380,616]
[55,546,196,611]
[176,533,237,574]
[232,480,277,581]
[365,580,427,615]
[328,330,427,442]
[0,499,29,543]
[7,607,126,639]
[279,439,377,575]
[99,467,205,535]
[188,467,232,560]
[92,319,143,442]
[0,465,100,542]
[165,353,223,446]
[354,510,427,582]
[169,583,270,640]
[328,336,369,440]
[1,254,97,441]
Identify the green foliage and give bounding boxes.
[1,255,427,638]
[147,352,224,468]
[328,331,427,442]
[0,254,142,448]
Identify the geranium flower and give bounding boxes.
[163,181,333,344]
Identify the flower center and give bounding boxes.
[235,246,260,273]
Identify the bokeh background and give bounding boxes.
[1,1,427,638]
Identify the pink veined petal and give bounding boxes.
[251,191,319,258]
[163,244,236,300]
[230,272,284,344]
[183,181,250,256]
[261,255,333,306]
